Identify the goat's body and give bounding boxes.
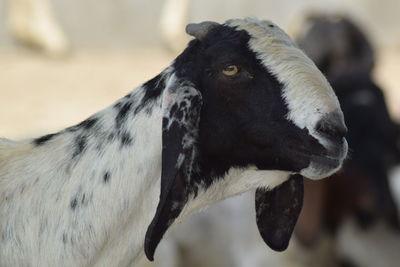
[0,84,165,266]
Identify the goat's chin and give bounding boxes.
[300,153,346,180]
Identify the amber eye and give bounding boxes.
[222,65,239,76]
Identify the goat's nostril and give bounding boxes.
[315,112,347,141]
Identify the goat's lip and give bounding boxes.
[309,154,342,169]
[297,151,343,169]
[299,153,346,180]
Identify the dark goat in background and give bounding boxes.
[295,14,400,260]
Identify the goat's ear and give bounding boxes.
[255,174,304,251]
[145,84,202,261]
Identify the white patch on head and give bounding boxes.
[226,17,342,142]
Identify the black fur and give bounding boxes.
[173,25,323,180]
[256,175,304,251]
[72,135,87,159]
[103,171,111,184]
[62,233,67,244]
[135,74,165,114]
[70,198,78,210]
[120,132,133,147]
[33,133,58,146]
[76,118,98,130]
[115,102,132,129]
[67,117,99,133]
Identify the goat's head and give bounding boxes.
[296,14,375,79]
[145,17,348,260]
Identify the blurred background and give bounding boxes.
[1,0,400,266]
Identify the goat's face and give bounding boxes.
[145,18,347,260]
[178,18,347,179]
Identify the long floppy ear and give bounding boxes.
[144,83,203,261]
[255,174,304,251]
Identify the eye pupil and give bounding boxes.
[222,65,239,76]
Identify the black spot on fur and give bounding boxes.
[135,74,165,114]
[116,102,132,128]
[103,171,111,183]
[72,135,87,159]
[114,102,123,109]
[67,117,99,132]
[33,133,58,146]
[108,133,115,141]
[62,233,67,244]
[70,198,78,210]
[76,118,98,130]
[120,132,133,147]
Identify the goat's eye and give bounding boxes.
[222,65,239,76]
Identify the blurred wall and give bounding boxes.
[0,0,399,48]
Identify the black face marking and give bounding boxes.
[33,133,58,146]
[173,25,324,183]
[103,171,111,184]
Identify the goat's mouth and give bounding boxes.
[300,138,348,180]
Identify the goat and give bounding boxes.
[0,17,347,267]
[7,0,69,55]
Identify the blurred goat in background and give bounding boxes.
[293,14,400,267]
